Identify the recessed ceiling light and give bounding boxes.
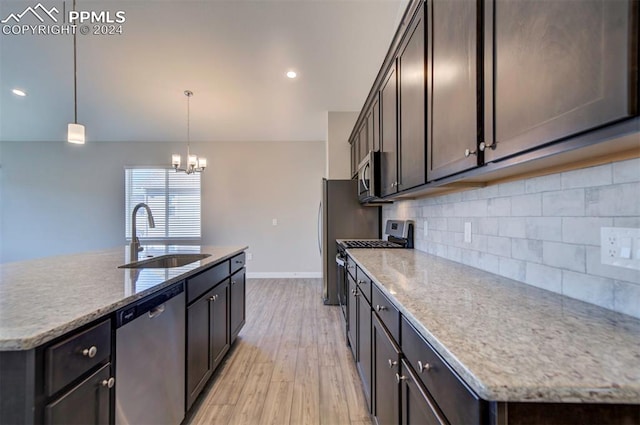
[12,88,27,97]
[286,71,297,79]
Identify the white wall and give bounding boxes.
[0,140,325,276]
[326,111,358,179]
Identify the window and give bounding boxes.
[125,168,201,242]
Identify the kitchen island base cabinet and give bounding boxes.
[230,268,246,343]
[187,279,230,410]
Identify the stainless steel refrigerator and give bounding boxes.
[319,178,380,305]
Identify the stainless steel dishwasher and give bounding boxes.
[115,282,185,425]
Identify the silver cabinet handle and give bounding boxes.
[395,373,406,384]
[208,295,219,302]
[376,305,387,312]
[464,148,477,157]
[101,377,115,388]
[357,280,365,284]
[388,359,397,368]
[82,346,97,358]
[418,361,432,373]
[479,141,496,151]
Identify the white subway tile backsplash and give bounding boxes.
[512,239,543,263]
[613,281,640,318]
[561,217,613,245]
[562,271,615,309]
[525,217,563,241]
[585,183,640,216]
[561,164,612,189]
[499,257,527,281]
[382,159,640,318]
[543,241,586,273]
[612,158,640,184]
[542,189,585,216]
[525,173,562,193]
[511,193,542,216]
[498,180,526,196]
[488,236,512,257]
[498,217,528,238]
[487,197,511,216]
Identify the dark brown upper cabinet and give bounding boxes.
[427,0,480,180]
[398,2,426,191]
[358,122,369,166]
[483,0,639,163]
[372,96,381,152]
[380,63,399,197]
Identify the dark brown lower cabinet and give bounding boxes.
[45,363,112,425]
[373,315,400,425]
[230,268,246,343]
[186,279,230,410]
[400,360,446,425]
[347,273,358,360]
[357,282,372,410]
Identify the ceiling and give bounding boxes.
[0,0,408,143]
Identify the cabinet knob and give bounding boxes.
[101,377,115,388]
[357,280,365,284]
[395,373,406,384]
[464,148,477,157]
[375,305,387,312]
[82,346,97,358]
[388,359,397,369]
[208,295,218,302]
[479,141,496,151]
[418,361,432,373]
[232,280,236,285]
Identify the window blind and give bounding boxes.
[125,168,201,242]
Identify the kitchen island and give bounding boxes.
[0,245,247,424]
[345,248,640,423]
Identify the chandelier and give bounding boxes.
[172,90,206,174]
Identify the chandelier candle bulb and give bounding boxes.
[172,154,181,168]
[198,158,207,169]
[67,123,85,144]
[188,155,198,167]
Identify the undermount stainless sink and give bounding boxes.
[118,253,211,269]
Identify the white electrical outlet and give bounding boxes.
[247,253,253,261]
[464,222,472,243]
[272,218,278,226]
[600,227,640,270]
[423,220,428,238]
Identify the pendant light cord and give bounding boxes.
[73,0,78,124]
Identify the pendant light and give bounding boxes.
[67,0,85,144]
[172,90,206,174]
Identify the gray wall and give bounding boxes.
[0,140,325,276]
[383,158,640,318]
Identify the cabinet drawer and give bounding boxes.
[230,253,246,275]
[371,284,400,344]
[187,261,229,304]
[346,256,356,279]
[356,266,372,303]
[401,317,483,424]
[45,363,112,425]
[46,319,111,397]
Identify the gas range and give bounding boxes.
[337,220,414,250]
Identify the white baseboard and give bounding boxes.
[246,272,322,279]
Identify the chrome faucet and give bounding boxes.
[130,203,155,262]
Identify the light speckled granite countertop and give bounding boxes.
[0,245,247,351]
[347,248,640,404]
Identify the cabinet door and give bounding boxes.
[372,96,381,152]
[428,0,480,180]
[485,0,638,162]
[347,273,358,360]
[373,316,400,425]
[398,4,426,191]
[187,294,213,409]
[230,269,246,343]
[351,137,358,177]
[356,290,372,411]
[45,363,112,425]
[359,123,369,165]
[400,361,446,425]
[380,64,398,197]
[210,280,230,370]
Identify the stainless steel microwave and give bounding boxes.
[357,151,381,203]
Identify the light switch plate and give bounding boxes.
[600,227,640,270]
[464,222,472,243]
[272,218,278,226]
[247,253,253,261]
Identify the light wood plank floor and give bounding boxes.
[185,278,373,425]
